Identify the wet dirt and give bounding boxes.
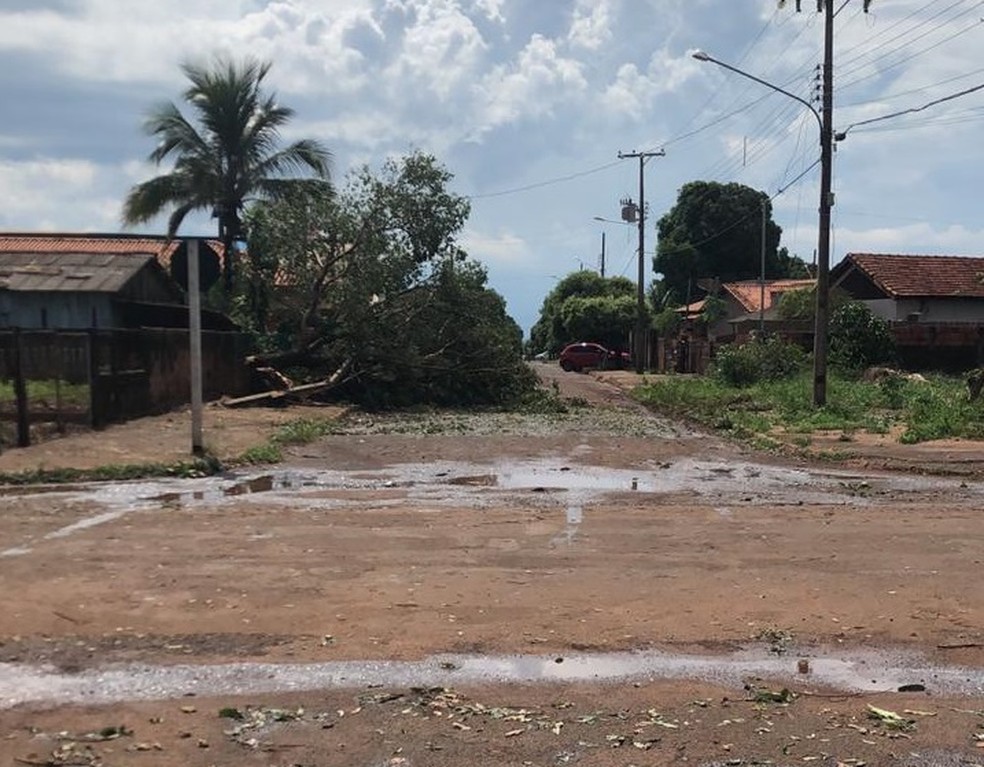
[1,363,984,765]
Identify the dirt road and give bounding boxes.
[1,365,983,766]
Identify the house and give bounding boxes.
[0,233,248,432]
[831,252,984,369]
[662,278,815,372]
[0,233,229,330]
[831,252,984,323]
[677,278,815,341]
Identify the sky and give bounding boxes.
[1,0,982,336]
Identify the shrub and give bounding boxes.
[829,301,896,373]
[713,337,807,387]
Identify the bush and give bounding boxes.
[829,301,896,372]
[713,337,807,387]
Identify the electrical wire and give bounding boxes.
[840,80,984,135]
[836,0,968,75]
[840,65,984,107]
[838,7,984,92]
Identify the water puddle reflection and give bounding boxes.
[2,647,981,709]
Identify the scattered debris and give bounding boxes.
[755,626,794,656]
[866,704,916,732]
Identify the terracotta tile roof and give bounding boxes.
[0,233,223,269]
[723,279,815,313]
[837,253,984,298]
[675,298,706,317]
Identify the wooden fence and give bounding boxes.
[0,329,250,448]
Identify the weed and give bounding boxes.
[0,454,223,486]
[635,369,980,447]
[232,417,338,466]
[238,443,283,464]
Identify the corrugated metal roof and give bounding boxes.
[836,253,984,298]
[0,252,155,293]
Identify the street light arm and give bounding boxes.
[691,50,822,134]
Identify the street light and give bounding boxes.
[692,48,833,407]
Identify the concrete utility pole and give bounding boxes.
[813,0,835,408]
[760,198,767,337]
[789,0,859,406]
[187,239,204,456]
[618,149,665,374]
[599,231,606,278]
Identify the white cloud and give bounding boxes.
[0,158,117,230]
[601,48,701,120]
[568,0,613,51]
[386,0,490,101]
[461,228,532,268]
[476,34,587,132]
[471,0,505,24]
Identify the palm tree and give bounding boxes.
[122,57,331,290]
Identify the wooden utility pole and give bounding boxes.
[618,149,665,374]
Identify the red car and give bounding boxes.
[558,342,630,372]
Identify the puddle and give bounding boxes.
[2,459,983,560]
[1,647,981,709]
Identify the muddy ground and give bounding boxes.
[1,364,983,766]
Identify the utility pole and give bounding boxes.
[760,198,767,337]
[599,231,606,278]
[786,0,871,406]
[814,0,835,408]
[187,238,204,456]
[618,149,665,374]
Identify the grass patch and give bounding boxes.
[0,454,223,486]
[234,417,341,466]
[634,369,982,447]
[0,378,90,407]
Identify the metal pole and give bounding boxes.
[813,0,835,407]
[760,199,767,337]
[188,239,204,455]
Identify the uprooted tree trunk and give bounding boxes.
[224,357,353,408]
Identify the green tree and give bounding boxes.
[122,57,331,290]
[655,181,791,302]
[241,152,534,407]
[529,272,636,354]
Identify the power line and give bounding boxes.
[839,80,984,135]
[840,65,984,107]
[838,8,984,92]
[467,160,622,200]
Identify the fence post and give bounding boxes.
[87,329,103,429]
[13,329,29,447]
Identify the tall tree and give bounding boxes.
[122,57,331,290]
[654,181,793,304]
[529,272,637,354]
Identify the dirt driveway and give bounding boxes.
[1,365,983,766]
